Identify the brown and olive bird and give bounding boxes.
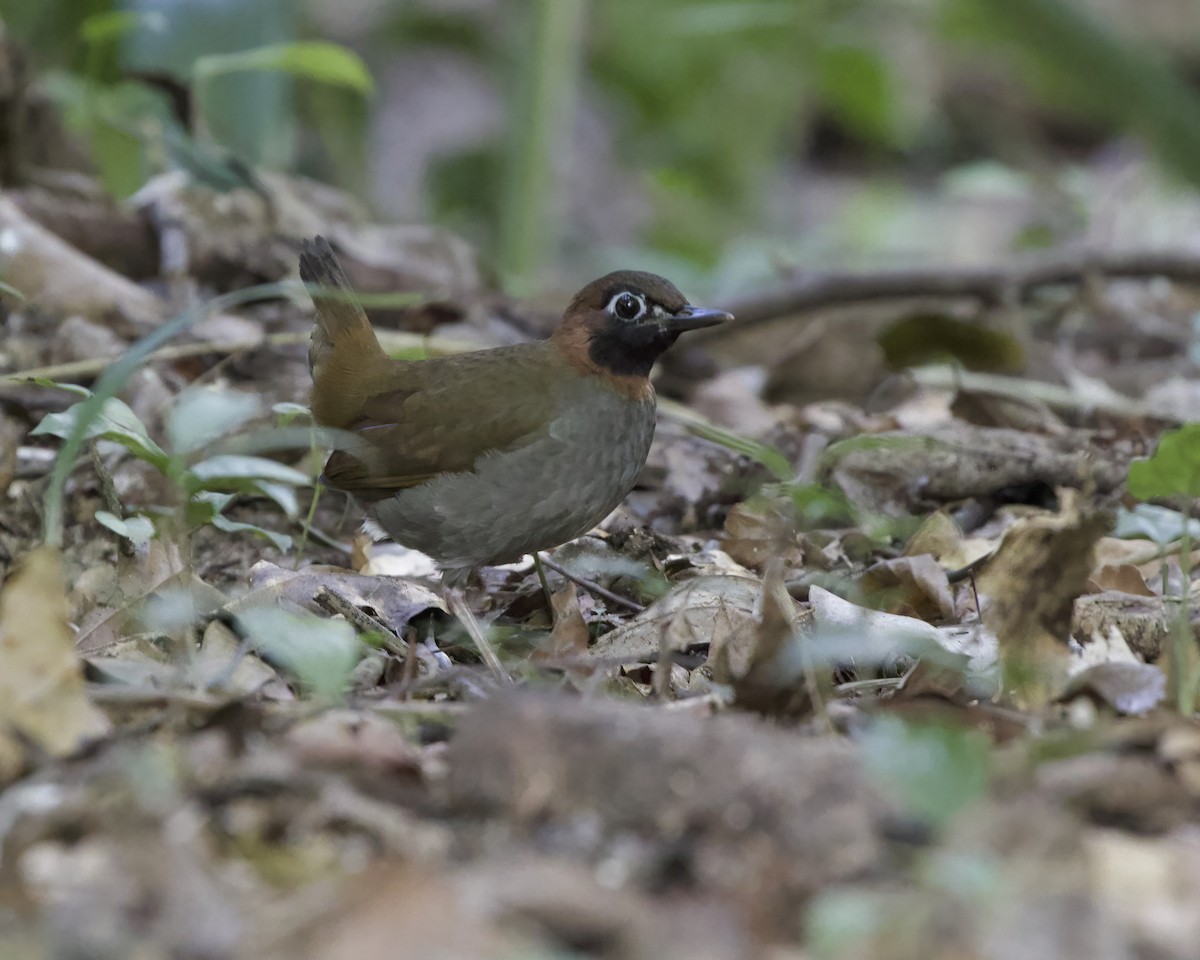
[300,236,731,586]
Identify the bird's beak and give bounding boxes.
[666,305,733,331]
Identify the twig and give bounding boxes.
[538,553,645,612]
[907,365,1166,421]
[313,585,407,656]
[708,250,1200,335]
[442,586,512,685]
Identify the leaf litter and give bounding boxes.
[7,173,1200,959]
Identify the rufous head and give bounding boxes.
[551,270,731,380]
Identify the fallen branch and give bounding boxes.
[713,250,1200,333]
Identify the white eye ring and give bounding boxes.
[606,291,646,322]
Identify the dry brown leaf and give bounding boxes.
[975,492,1110,707]
[590,575,760,664]
[1087,564,1155,597]
[721,496,802,570]
[1092,535,1163,572]
[0,547,110,772]
[860,554,956,620]
[725,559,817,716]
[237,561,441,629]
[903,509,995,571]
[533,582,589,663]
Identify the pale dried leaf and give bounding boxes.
[1087,564,1155,597]
[903,509,995,570]
[590,575,761,663]
[0,547,110,762]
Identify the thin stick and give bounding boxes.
[533,552,554,610]
[442,586,511,685]
[709,250,1200,335]
[313,586,406,657]
[538,553,645,613]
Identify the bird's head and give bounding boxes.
[552,270,731,380]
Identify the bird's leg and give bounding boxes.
[533,553,555,612]
[441,581,511,685]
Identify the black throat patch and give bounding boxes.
[587,323,679,378]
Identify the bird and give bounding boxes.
[299,236,731,589]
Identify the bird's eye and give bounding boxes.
[611,292,644,321]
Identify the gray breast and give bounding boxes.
[371,378,655,575]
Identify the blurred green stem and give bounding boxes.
[499,0,586,292]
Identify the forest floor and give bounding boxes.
[3,169,1200,959]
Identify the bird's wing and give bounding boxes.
[321,342,564,498]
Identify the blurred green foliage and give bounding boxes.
[6,0,1200,281]
[589,0,899,264]
[946,0,1200,190]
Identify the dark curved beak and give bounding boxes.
[667,305,733,332]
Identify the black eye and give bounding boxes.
[613,293,643,321]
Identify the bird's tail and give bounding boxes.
[299,236,389,425]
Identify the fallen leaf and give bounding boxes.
[903,509,995,571]
[723,560,817,716]
[721,496,802,570]
[1087,564,1155,598]
[809,585,998,697]
[0,547,110,774]
[533,582,589,663]
[975,491,1110,706]
[590,575,760,664]
[859,554,956,620]
[1060,662,1165,715]
[238,561,441,630]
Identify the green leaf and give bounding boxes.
[166,387,262,455]
[877,313,1025,373]
[271,402,312,426]
[815,43,897,146]
[32,398,170,471]
[210,515,293,552]
[949,0,1200,191]
[1127,424,1200,500]
[193,42,373,95]
[187,455,310,493]
[783,482,856,529]
[862,716,990,830]
[236,607,361,701]
[95,510,156,545]
[0,280,26,301]
[31,379,92,397]
[81,10,168,48]
[821,433,952,465]
[187,491,236,527]
[253,481,301,520]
